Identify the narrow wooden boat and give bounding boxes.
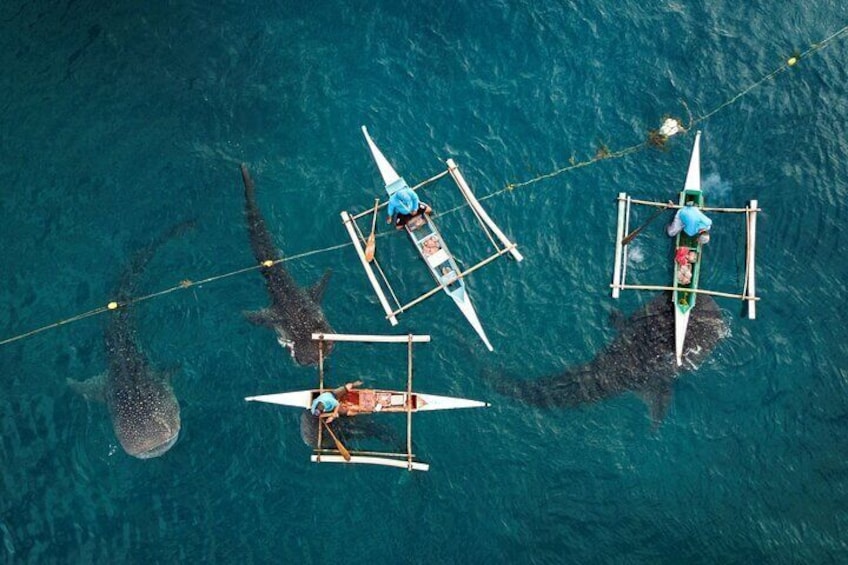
[610,131,760,367]
[672,131,704,366]
[245,388,490,413]
[245,333,490,472]
[361,126,493,351]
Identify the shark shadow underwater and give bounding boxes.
[67,223,190,459]
[298,410,403,452]
[490,293,729,425]
[239,164,334,366]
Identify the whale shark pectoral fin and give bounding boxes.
[67,373,107,403]
[308,269,332,303]
[244,309,278,328]
[640,381,673,428]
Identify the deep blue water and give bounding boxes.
[2,1,847,563]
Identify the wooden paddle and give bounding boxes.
[621,202,674,246]
[322,419,351,461]
[364,198,380,262]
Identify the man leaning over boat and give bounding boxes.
[311,380,364,423]
[667,201,712,244]
[386,186,432,229]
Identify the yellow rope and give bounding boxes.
[0,242,353,347]
[494,22,848,193]
[3,23,846,348]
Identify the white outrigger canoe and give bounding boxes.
[340,127,523,352]
[671,131,705,366]
[610,130,761,366]
[245,333,489,472]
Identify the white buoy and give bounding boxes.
[659,118,683,137]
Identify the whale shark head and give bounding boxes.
[100,358,182,459]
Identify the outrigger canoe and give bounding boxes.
[610,130,761,367]
[245,333,489,471]
[361,126,494,351]
[245,388,489,413]
[672,131,704,366]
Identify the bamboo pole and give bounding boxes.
[313,449,415,459]
[746,201,758,319]
[624,196,761,213]
[406,334,414,471]
[316,339,325,461]
[447,159,524,262]
[341,211,399,325]
[610,283,760,301]
[611,192,627,298]
[310,333,430,343]
[388,245,516,319]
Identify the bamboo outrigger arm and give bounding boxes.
[745,199,758,319]
[310,454,430,471]
[625,196,762,214]
[387,244,517,319]
[312,333,430,343]
[446,159,524,262]
[610,283,761,301]
[340,210,399,325]
[611,192,629,298]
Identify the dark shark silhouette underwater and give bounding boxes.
[239,164,334,366]
[490,293,729,425]
[68,223,190,459]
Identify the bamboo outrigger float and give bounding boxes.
[611,131,760,366]
[340,127,523,352]
[245,333,489,472]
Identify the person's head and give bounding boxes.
[698,232,710,245]
[314,401,325,415]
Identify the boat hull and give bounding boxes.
[673,132,704,366]
[245,388,489,413]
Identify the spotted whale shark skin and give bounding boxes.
[239,164,334,366]
[68,224,188,459]
[491,293,728,426]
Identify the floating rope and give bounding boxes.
[3,23,847,348]
[495,22,848,194]
[0,242,352,346]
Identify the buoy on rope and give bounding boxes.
[107,302,119,310]
[787,56,798,66]
[262,260,274,268]
[658,118,683,137]
[647,117,684,149]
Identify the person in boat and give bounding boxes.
[667,201,712,244]
[386,186,432,230]
[310,380,364,423]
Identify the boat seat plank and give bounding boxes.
[426,249,450,268]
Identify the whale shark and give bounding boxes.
[239,164,334,366]
[68,224,188,458]
[490,293,728,425]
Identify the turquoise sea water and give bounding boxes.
[2,1,848,562]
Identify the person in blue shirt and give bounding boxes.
[386,186,431,229]
[310,380,363,423]
[667,201,712,244]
